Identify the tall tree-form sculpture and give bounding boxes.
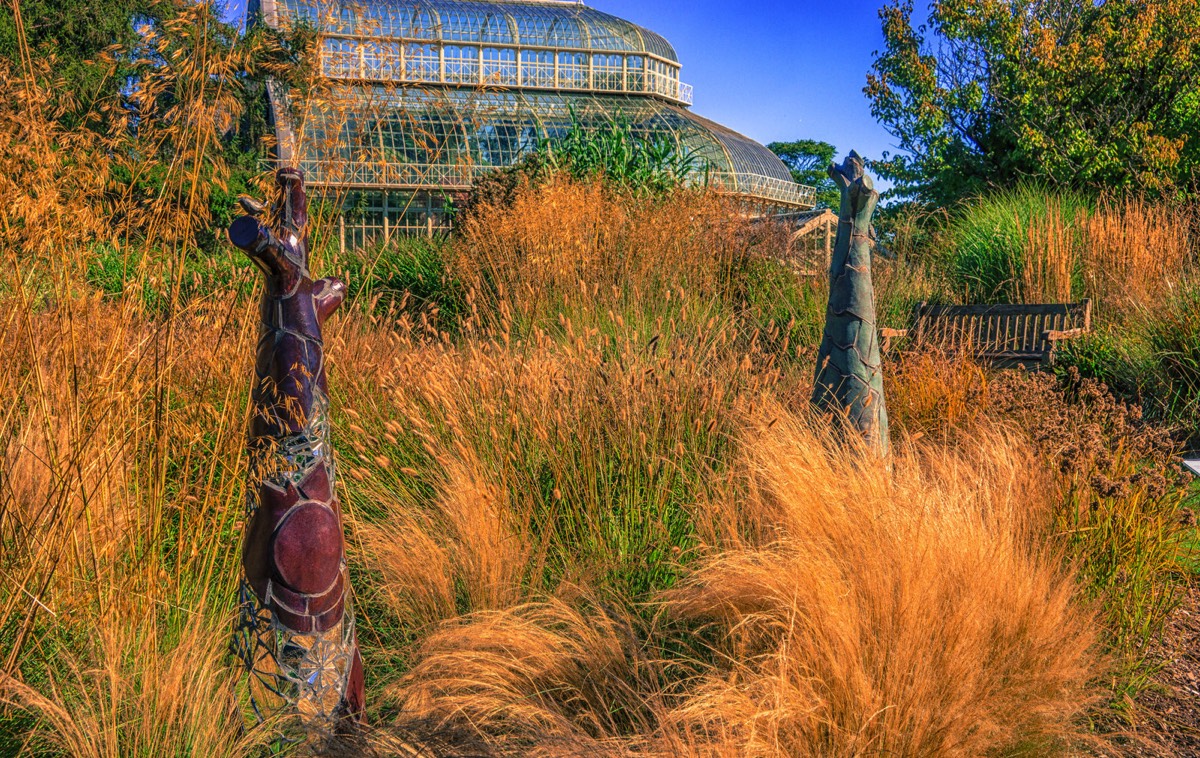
[811,151,890,456]
[229,168,365,733]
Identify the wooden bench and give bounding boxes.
[881,300,1093,368]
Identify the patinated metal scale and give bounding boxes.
[811,151,890,455]
[228,168,365,733]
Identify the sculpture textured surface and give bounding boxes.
[811,151,891,456]
[228,168,364,733]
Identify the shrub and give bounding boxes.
[1141,282,1200,444]
[1060,279,1200,443]
[986,369,1191,703]
[889,350,1193,712]
[987,367,1179,498]
[459,152,554,222]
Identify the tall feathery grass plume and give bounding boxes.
[347,395,1101,756]
[659,411,1100,756]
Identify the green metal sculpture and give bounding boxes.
[811,151,890,456]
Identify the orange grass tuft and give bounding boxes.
[364,411,1101,756]
[661,413,1099,756]
[1082,198,1195,319]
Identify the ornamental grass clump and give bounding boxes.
[351,406,1101,756]
[658,413,1100,756]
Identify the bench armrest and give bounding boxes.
[880,327,909,353]
[1043,328,1086,342]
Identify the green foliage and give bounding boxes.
[332,235,465,330]
[1143,284,1200,443]
[110,8,315,251]
[0,0,176,116]
[1181,88,1200,178]
[944,184,1091,302]
[86,242,252,314]
[543,112,702,196]
[767,139,840,209]
[868,0,1200,204]
[1056,330,1153,407]
[1057,475,1192,709]
[461,114,703,219]
[86,233,464,331]
[736,257,828,363]
[460,152,554,219]
[1060,282,1200,444]
[872,200,949,266]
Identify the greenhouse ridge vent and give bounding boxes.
[249,0,818,247]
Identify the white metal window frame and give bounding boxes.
[319,35,695,106]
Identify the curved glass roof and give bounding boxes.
[269,0,680,62]
[273,84,815,208]
[254,0,817,209]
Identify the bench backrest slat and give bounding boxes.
[918,302,1081,317]
[911,300,1092,359]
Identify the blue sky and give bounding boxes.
[226,0,902,166]
[591,1,898,165]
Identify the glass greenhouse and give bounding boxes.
[251,0,817,247]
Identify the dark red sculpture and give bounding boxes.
[229,168,364,733]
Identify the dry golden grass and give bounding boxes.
[0,19,274,748]
[2,170,1151,755]
[998,191,1194,312]
[887,349,990,441]
[391,598,667,756]
[1018,195,1077,304]
[0,293,263,754]
[335,308,780,609]
[360,409,1100,757]
[1082,198,1195,319]
[453,176,773,333]
[0,16,1181,753]
[660,414,1098,757]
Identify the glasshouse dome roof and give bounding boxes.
[262,0,680,62]
[270,84,814,208]
[252,0,817,245]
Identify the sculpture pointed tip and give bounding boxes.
[276,166,305,184]
[238,195,266,217]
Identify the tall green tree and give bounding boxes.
[0,0,179,111]
[768,139,840,209]
[867,0,1200,204]
[110,2,312,248]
